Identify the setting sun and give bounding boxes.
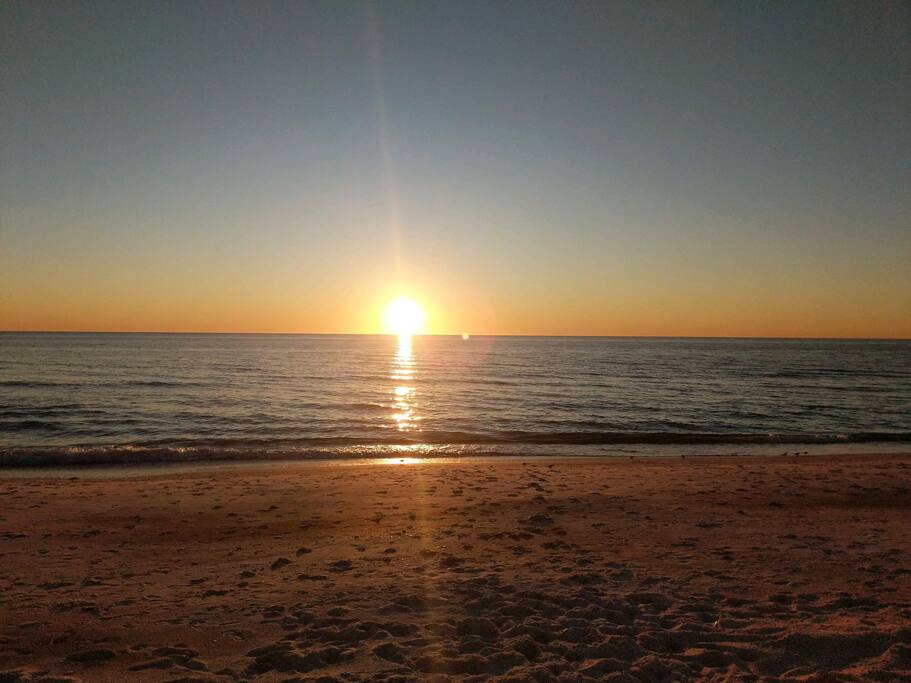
[383,297,427,337]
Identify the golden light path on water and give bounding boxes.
[390,334,419,432]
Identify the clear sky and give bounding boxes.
[2,1,909,337]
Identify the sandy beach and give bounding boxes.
[1,453,910,682]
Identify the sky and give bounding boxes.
[2,1,909,337]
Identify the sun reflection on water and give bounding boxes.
[390,334,420,431]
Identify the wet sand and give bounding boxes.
[1,453,910,682]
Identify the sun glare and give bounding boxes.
[383,297,427,337]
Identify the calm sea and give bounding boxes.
[1,333,909,465]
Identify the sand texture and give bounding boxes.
[1,453,910,682]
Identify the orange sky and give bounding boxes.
[3,253,909,338]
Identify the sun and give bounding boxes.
[383,297,427,337]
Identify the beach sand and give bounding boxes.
[1,453,910,682]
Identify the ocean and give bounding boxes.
[1,333,909,465]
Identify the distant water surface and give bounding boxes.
[1,333,909,465]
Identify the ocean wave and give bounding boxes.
[0,380,74,388]
[2,431,909,467]
[0,419,66,432]
[122,380,195,387]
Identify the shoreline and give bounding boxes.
[2,440,910,472]
[0,448,909,480]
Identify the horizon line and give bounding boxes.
[1,330,908,342]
